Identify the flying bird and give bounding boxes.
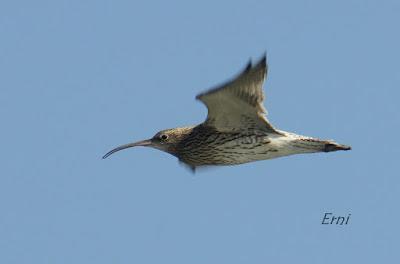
[103,55,350,171]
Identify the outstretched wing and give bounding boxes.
[196,55,281,134]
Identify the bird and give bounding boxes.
[103,54,350,172]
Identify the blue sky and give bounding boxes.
[0,0,398,263]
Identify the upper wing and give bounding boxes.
[196,55,281,134]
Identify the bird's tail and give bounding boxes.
[291,138,351,153]
[323,142,351,152]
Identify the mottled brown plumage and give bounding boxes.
[103,55,350,171]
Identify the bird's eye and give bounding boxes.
[160,134,168,140]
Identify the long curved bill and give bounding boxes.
[102,139,152,159]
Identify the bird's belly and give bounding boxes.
[213,141,282,165]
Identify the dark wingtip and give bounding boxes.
[253,52,267,70]
[244,53,267,73]
[261,51,267,65]
[245,59,252,72]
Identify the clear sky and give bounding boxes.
[0,0,398,263]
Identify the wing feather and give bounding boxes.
[196,55,280,134]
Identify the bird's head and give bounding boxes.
[102,127,193,159]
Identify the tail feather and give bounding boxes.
[291,137,351,153]
[324,143,351,152]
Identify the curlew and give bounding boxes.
[103,55,350,171]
